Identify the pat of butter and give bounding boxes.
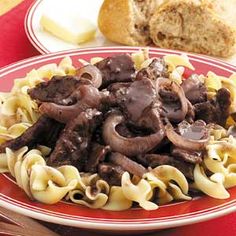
[40,11,96,44]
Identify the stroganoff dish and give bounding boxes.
[0,50,236,211]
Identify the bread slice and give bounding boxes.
[98,0,163,46]
[98,0,236,57]
[149,0,236,57]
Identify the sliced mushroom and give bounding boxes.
[103,112,165,156]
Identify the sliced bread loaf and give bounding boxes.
[149,0,236,57]
[98,0,236,57]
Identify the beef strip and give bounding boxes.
[106,77,159,127]
[109,152,147,177]
[84,143,111,172]
[171,147,203,164]
[136,58,168,81]
[38,83,102,123]
[136,154,194,180]
[0,115,63,153]
[95,54,135,88]
[181,74,207,104]
[28,75,90,105]
[104,82,131,107]
[105,78,162,132]
[42,121,65,148]
[118,78,157,122]
[98,163,125,186]
[194,88,231,126]
[47,109,102,171]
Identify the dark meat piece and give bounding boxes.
[181,74,207,104]
[0,115,63,153]
[107,78,157,123]
[98,163,125,186]
[194,88,231,126]
[136,58,168,81]
[104,82,131,107]
[171,147,203,164]
[109,152,147,177]
[105,79,160,131]
[119,78,156,122]
[84,143,111,172]
[28,75,87,105]
[156,78,188,123]
[95,54,135,88]
[47,109,102,171]
[216,88,231,121]
[136,154,172,167]
[39,84,102,123]
[136,154,194,180]
[136,107,164,132]
[43,122,65,149]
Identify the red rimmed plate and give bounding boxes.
[0,47,236,232]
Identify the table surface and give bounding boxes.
[1,0,236,235]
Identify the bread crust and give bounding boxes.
[98,0,137,46]
[149,0,236,57]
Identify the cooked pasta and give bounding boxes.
[121,171,157,210]
[163,54,195,71]
[193,164,230,199]
[102,186,132,211]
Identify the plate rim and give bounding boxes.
[24,0,49,54]
[1,46,236,230]
[0,195,235,231]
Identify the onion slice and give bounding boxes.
[166,122,209,151]
[103,113,165,156]
[76,64,102,88]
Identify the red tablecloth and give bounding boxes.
[0,1,236,236]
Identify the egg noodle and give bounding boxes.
[1,50,236,210]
